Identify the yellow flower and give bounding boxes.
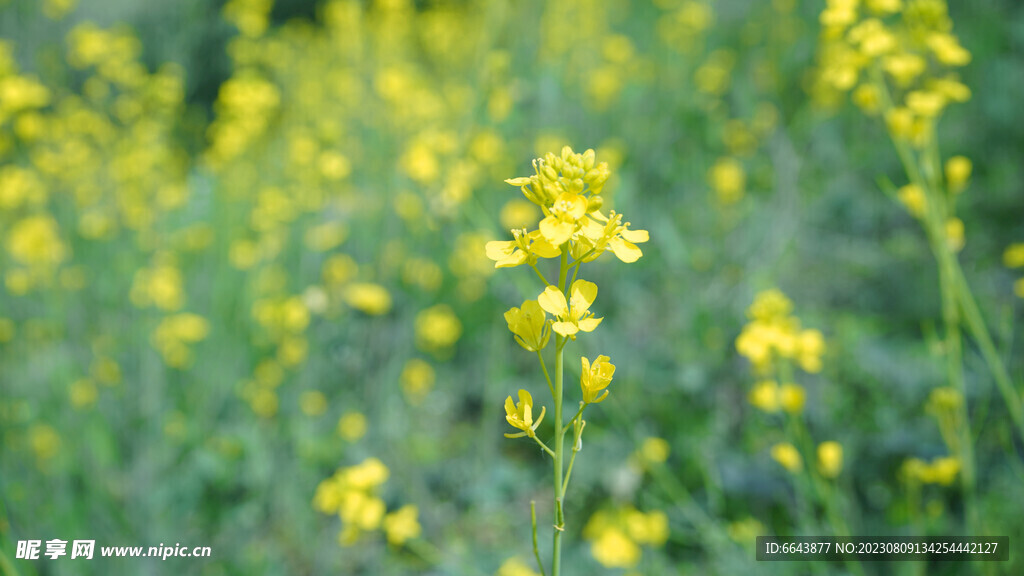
[639,437,670,464]
[337,412,367,441]
[779,383,806,414]
[383,505,421,545]
[400,359,435,404]
[797,329,825,373]
[927,457,960,486]
[1004,243,1024,269]
[708,157,745,205]
[539,191,588,246]
[415,304,462,352]
[906,90,946,118]
[504,389,546,439]
[485,228,560,268]
[343,283,392,315]
[771,442,802,472]
[576,210,650,263]
[6,215,67,266]
[927,33,971,66]
[817,441,843,478]
[344,457,390,490]
[504,300,550,352]
[882,53,926,86]
[580,355,615,404]
[748,380,780,413]
[945,156,971,193]
[591,527,640,569]
[537,280,602,338]
[897,184,927,218]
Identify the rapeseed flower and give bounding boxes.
[580,355,615,404]
[504,389,546,439]
[537,280,602,338]
[504,300,550,352]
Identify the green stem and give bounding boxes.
[533,435,556,459]
[530,262,551,287]
[563,403,585,434]
[531,501,547,576]
[537,350,555,398]
[952,262,1024,441]
[551,250,568,576]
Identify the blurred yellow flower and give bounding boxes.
[708,157,745,205]
[591,527,640,569]
[400,358,435,404]
[771,442,802,473]
[415,304,462,352]
[337,412,367,442]
[29,424,61,462]
[944,156,971,193]
[779,383,806,414]
[344,283,392,315]
[69,379,98,408]
[817,441,843,478]
[639,437,671,464]
[748,380,780,413]
[130,264,184,311]
[897,184,927,218]
[1004,243,1024,269]
[383,505,421,545]
[6,215,67,266]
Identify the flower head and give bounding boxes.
[537,279,602,338]
[504,389,546,438]
[575,210,650,263]
[504,299,550,352]
[485,228,560,268]
[581,355,615,404]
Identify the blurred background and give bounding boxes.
[0,0,1023,574]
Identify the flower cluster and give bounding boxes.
[816,0,972,133]
[582,506,669,569]
[735,289,825,375]
[901,456,960,486]
[487,146,648,272]
[313,457,421,546]
[815,0,973,251]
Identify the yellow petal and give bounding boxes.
[577,317,603,332]
[538,286,569,317]
[485,240,515,262]
[496,250,528,268]
[620,227,649,243]
[530,234,562,258]
[570,279,598,312]
[552,321,579,337]
[609,237,643,263]
[540,216,574,246]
